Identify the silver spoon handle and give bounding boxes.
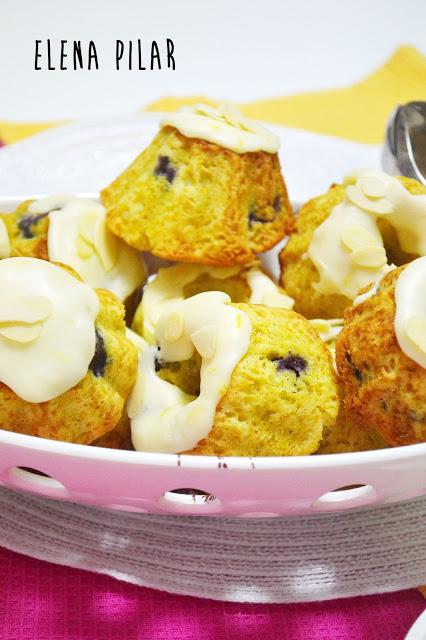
[382,101,426,185]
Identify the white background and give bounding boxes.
[0,0,425,121]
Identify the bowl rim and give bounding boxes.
[1,428,425,471]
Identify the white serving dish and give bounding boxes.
[0,116,424,518]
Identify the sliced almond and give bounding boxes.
[0,295,52,324]
[164,311,184,342]
[346,185,393,215]
[405,317,426,356]
[221,103,244,128]
[78,210,99,245]
[191,325,217,359]
[262,291,294,309]
[93,217,118,271]
[341,226,378,252]
[76,235,95,259]
[350,246,387,268]
[208,265,242,279]
[0,322,43,343]
[194,103,222,121]
[358,176,387,199]
[310,319,330,333]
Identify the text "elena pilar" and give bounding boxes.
[34,39,176,70]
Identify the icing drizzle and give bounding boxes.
[160,103,280,154]
[139,263,293,343]
[0,258,99,402]
[308,171,426,300]
[128,292,252,453]
[28,194,146,301]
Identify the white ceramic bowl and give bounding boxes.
[0,116,424,518]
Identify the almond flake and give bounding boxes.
[358,176,387,199]
[164,311,184,342]
[0,322,43,343]
[341,226,378,252]
[76,235,95,259]
[350,246,387,268]
[93,217,118,271]
[78,210,99,245]
[262,292,294,309]
[191,325,217,359]
[0,295,52,324]
[346,185,393,215]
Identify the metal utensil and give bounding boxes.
[382,101,426,184]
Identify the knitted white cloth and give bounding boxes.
[0,487,424,603]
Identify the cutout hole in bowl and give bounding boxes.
[313,484,377,511]
[332,484,366,491]
[8,466,67,492]
[160,488,220,509]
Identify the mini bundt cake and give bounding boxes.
[280,171,426,318]
[132,261,294,342]
[0,257,138,444]
[128,292,338,456]
[93,412,131,449]
[102,104,294,266]
[336,258,426,446]
[316,389,388,454]
[0,194,146,303]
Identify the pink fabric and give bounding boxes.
[0,547,424,640]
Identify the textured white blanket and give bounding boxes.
[0,487,424,603]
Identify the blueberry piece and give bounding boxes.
[18,212,49,239]
[273,195,281,212]
[354,367,363,382]
[248,206,268,226]
[89,329,107,377]
[154,155,177,183]
[271,354,308,377]
[154,357,164,372]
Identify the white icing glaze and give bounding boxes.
[308,202,391,299]
[310,318,344,343]
[395,257,426,368]
[345,171,426,255]
[125,327,149,353]
[129,291,252,453]
[308,171,426,300]
[353,265,396,306]
[0,258,99,402]
[0,218,11,259]
[160,103,280,154]
[140,263,293,343]
[29,194,146,301]
[246,267,294,309]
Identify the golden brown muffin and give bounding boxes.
[308,319,388,454]
[0,274,138,445]
[335,266,426,446]
[153,304,339,456]
[316,387,388,454]
[93,411,132,449]
[102,125,294,266]
[280,176,426,319]
[1,200,49,259]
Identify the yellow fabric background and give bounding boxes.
[0,46,425,146]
